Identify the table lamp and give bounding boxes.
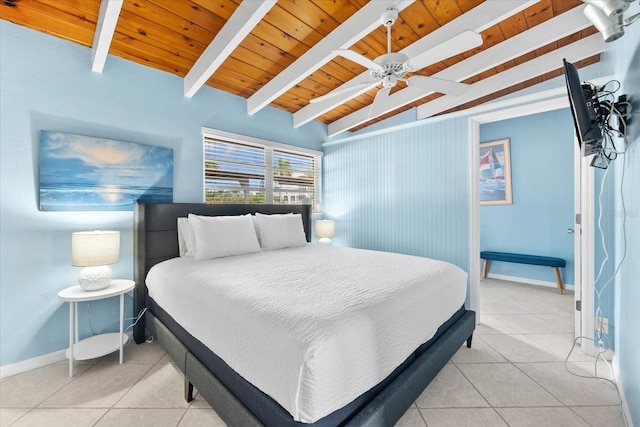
[72,230,120,291]
[315,219,335,244]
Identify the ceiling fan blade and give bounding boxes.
[333,49,384,72]
[409,30,483,70]
[407,75,469,96]
[368,87,391,118]
[310,81,378,104]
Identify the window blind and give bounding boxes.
[203,129,321,210]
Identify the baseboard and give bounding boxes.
[613,356,635,427]
[485,273,575,291]
[0,349,67,379]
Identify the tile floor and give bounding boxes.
[0,278,627,426]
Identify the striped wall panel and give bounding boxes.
[323,117,471,274]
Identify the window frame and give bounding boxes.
[202,127,322,211]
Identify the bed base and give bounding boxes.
[146,308,475,426]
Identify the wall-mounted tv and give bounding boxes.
[563,59,603,157]
[562,58,630,169]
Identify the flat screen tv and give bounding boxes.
[563,59,603,156]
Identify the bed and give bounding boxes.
[133,202,475,426]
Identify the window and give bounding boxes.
[203,128,322,210]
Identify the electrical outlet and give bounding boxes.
[595,316,609,335]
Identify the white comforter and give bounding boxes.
[146,244,467,422]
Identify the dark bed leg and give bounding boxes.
[184,377,194,402]
[466,333,473,348]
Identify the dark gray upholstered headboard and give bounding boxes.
[133,202,312,343]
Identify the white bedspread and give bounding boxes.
[146,244,467,422]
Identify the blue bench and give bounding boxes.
[480,251,567,294]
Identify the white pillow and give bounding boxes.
[177,217,196,257]
[254,213,307,250]
[188,213,261,261]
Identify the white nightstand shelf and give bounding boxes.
[64,333,129,361]
[58,279,135,377]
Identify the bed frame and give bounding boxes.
[133,202,475,426]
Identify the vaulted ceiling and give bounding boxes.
[1,0,603,136]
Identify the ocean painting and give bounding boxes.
[39,131,173,211]
[479,139,512,205]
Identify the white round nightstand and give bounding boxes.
[58,279,135,377]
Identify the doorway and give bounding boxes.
[468,97,594,353]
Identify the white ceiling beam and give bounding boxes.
[91,0,123,73]
[184,0,276,98]
[293,0,537,128]
[246,0,415,116]
[415,34,604,119]
[327,5,593,137]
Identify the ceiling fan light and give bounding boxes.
[584,4,625,42]
[582,0,629,17]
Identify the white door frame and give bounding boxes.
[468,97,594,351]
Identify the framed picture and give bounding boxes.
[479,138,512,205]
[39,131,173,211]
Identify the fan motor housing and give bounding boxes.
[372,52,410,79]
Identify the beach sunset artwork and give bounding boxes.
[39,131,173,211]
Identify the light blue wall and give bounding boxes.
[479,109,575,286]
[608,20,640,426]
[0,21,325,367]
[323,117,471,282]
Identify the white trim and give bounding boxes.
[581,156,597,356]
[0,350,66,379]
[91,0,123,73]
[184,0,276,98]
[484,273,575,291]
[613,355,635,427]
[468,97,586,328]
[202,127,322,157]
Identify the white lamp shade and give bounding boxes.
[72,231,120,267]
[316,219,335,239]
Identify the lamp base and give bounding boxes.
[78,266,112,291]
[318,237,332,245]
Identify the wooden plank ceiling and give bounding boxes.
[1,0,602,136]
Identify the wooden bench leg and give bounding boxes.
[553,267,563,294]
[481,259,490,279]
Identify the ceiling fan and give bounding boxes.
[310,8,483,116]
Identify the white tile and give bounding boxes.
[0,408,29,426]
[9,408,106,427]
[178,408,227,427]
[115,363,190,409]
[0,363,91,408]
[571,405,627,427]
[415,364,488,408]
[419,408,507,427]
[475,315,520,335]
[525,333,593,362]
[95,408,186,427]
[496,407,590,426]
[394,407,426,427]
[515,362,621,406]
[480,334,561,363]
[40,363,152,408]
[451,336,506,364]
[457,363,562,407]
